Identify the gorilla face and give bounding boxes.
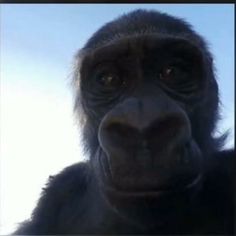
[75,10,218,211]
[80,37,205,196]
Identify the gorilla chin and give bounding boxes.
[93,140,203,230]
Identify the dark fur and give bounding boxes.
[14,10,234,235]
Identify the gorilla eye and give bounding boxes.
[96,73,124,89]
[159,66,182,81]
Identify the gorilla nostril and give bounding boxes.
[141,140,149,149]
[103,122,141,146]
[145,115,189,147]
[185,140,192,149]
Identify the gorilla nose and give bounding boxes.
[98,97,191,158]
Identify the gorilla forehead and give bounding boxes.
[80,35,205,74]
[84,9,207,52]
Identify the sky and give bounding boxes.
[0,4,234,234]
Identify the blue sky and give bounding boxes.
[0,4,234,234]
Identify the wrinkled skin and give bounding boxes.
[14,9,234,235]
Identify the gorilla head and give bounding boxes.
[74,9,218,207]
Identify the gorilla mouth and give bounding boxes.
[96,146,202,197]
[103,172,202,198]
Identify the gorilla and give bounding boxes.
[14,9,234,235]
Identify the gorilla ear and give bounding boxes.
[72,50,84,88]
[71,50,88,127]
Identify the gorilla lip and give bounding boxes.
[96,148,202,197]
[106,176,202,198]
